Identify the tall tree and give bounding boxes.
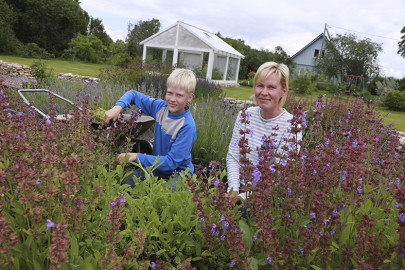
[0,0,20,53]
[398,26,405,58]
[88,17,113,47]
[126,19,160,57]
[315,33,382,81]
[6,0,89,56]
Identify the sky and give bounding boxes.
[79,0,405,78]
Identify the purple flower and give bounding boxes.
[339,170,347,182]
[333,209,338,216]
[214,179,220,187]
[267,257,272,264]
[120,196,126,203]
[209,162,215,169]
[324,219,330,225]
[230,261,236,267]
[151,262,156,268]
[197,211,201,216]
[287,188,291,196]
[199,217,204,223]
[396,178,401,185]
[110,202,116,208]
[249,129,254,137]
[46,117,52,126]
[375,137,379,143]
[335,148,340,155]
[220,235,225,241]
[310,212,316,219]
[313,169,317,175]
[253,235,257,242]
[325,139,330,146]
[393,202,399,209]
[331,230,335,236]
[46,219,55,230]
[36,178,41,186]
[224,222,229,230]
[252,168,261,186]
[269,164,276,173]
[14,190,18,194]
[399,213,405,223]
[299,249,304,254]
[202,167,207,173]
[219,215,225,222]
[352,139,358,148]
[357,185,362,194]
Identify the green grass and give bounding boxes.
[223,86,405,132]
[0,55,107,77]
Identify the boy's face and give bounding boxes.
[165,87,193,114]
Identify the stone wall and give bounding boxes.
[0,60,33,78]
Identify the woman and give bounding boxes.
[226,61,302,204]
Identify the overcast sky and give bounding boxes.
[79,0,405,78]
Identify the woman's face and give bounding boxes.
[254,72,286,119]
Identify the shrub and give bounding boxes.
[384,90,405,111]
[30,60,54,83]
[376,77,399,98]
[188,95,405,269]
[20,43,54,59]
[291,69,317,95]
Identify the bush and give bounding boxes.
[384,90,405,111]
[19,43,54,59]
[30,60,54,83]
[291,69,317,95]
[376,77,399,98]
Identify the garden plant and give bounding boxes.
[1,67,405,269]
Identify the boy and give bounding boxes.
[105,68,197,187]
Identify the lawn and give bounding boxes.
[223,85,405,132]
[0,55,107,77]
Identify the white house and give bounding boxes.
[140,21,244,85]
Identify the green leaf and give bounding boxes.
[78,256,94,270]
[70,235,79,258]
[339,225,351,246]
[310,265,322,270]
[201,250,211,257]
[155,249,167,255]
[239,219,253,249]
[249,257,258,270]
[33,260,42,270]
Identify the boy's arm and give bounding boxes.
[137,125,195,174]
[115,90,165,117]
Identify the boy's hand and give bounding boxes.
[225,191,241,206]
[105,105,122,126]
[117,153,138,164]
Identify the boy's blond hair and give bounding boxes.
[167,68,197,94]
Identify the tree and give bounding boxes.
[126,19,161,58]
[398,26,405,58]
[315,33,382,82]
[0,0,20,53]
[88,17,113,47]
[6,0,89,56]
[69,34,106,63]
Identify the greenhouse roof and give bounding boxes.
[140,21,244,59]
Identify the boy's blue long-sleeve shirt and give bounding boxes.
[115,90,197,178]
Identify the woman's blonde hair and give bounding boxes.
[254,62,290,108]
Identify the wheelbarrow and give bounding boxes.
[17,89,155,154]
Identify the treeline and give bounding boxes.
[0,0,294,79]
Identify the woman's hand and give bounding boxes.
[117,153,138,164]
[225,191,241,206]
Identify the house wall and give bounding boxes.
[293,37,325,74]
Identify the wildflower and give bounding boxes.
[230,261,236,267]
[36,179,41,186]
[224,222,229,230]
[324,219,330,225]
[333,209,338,216]
[219,215,225,222]
[399,213,405,223]
[199,217,204,223]
[15,135,21,139]
[214,179,220,187]
[46,117,52,126]
[287,188,292,196]
[14,190,18,194]
[209,162,215,169]
[313,169,317,175]
[352,139,358,148]
[253,235,257,242]
[202,167,207,173]
[120,197,126,203]
[325,139,330,146]
[335,148,340,155]
[246,112,251,118]
[151,262,156,268]
[110,202,116,208]
[197,211,201,216]
[310,212,316,219]
[188,190,192,193]
[339,170,347,182]
[267,257,272,264]
[396,178,401,185]
[220,235,225,241]
[252,168,261,186]
[375,137,379,143]
[299,249,304,254]
[331,230,335,236]
[269,164,276,173]
[46,219,55,230]
[281,159,287,166]
[249,129,254,137]
[357,185,362,194]
[393,202,399,209]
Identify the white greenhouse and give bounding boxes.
[140,21,244,85]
